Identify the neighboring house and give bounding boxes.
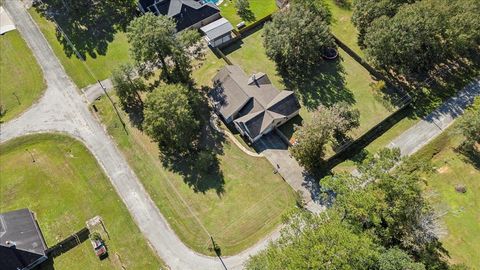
[138,0,221,31]
[0,209,48,270]
[200,18,234,48]
[211,65,301,142]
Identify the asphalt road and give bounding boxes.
[0,1,275,269]
[389,79,480,156]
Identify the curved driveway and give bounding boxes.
[0,1,274,269]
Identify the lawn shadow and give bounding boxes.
[161,97,227,196]
[456,145,480,171]
[388,53,480,119]
[33,0,136,59]
[282,57,354,110]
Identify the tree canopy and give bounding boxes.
[143,84,202,155]
[263,0,334,77]
[290,103,359,172]
[126,13,200,84]
[351,0,414,46]
[245,211,380,270]
[360,0,480,76]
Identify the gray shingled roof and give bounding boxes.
[212,65,300,140]
[0,209,48,270]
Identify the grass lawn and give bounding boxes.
[0,30,45,122]
[192,48,226,87]
[224,28,394,155]
[325,0,364,57]
[219,0,277,28]
[0,134,163,270]
[29,9,131,88]
[413,128,480,269]
[92,95,296,256]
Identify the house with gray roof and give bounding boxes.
[138,0,221,31]
[0,209,48,270]
[211,65,301,142]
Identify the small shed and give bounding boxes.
[200,18,234,48]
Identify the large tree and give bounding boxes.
[363,0,446,75]
[362,0,480,76]
[111,63,146,110]
[143,84,202,155]
[263,0,335,77]
[322,148,441,262]
[126,13,200,84]
[245,211,380,270]
[351,0,414,46]
[290,103,359,172]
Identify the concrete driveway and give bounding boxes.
[254,132,324,213]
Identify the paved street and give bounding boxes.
[0,1,272,269]
[389,79,480,156]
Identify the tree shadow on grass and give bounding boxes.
[34,0,136,59]
[161,93,226,196]
[281,57,355,110]
[455,145,480,171]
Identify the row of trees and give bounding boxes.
[353,0,480,76]
[246,148,467,269]
[112,13,205,156]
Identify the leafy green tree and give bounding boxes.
[235,0,255,22]
[127,14,200,84]
[363,0,446,75]
[457,96,480,151]
[378,248,426,270]
[263,0,334,77]
[143,84,201,155]
[322,148,438,255]
[111,63,146,110]
[245,211,380,270]
[291,103,359,172]
[351,0,413,46]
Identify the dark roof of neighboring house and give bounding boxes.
[139,0,220,31]
[0,209,48,270]
[212,65,300,140]
[200,18,233,40]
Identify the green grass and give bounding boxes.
[325,0,364,57]
[413,128,480,269]
[224,28,394,154]
[0,30,45,122]
[0,134,163,270]
[92,95,296,256]
[219,0,278,28]
[192,49,226,87]
[29,9,131,88]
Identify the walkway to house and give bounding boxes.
[209,114,263,157]
[388,79,480,156]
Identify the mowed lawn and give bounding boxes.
[224,28,393,147]
[325,0,364,57]
[92,96,296,256]
[219,0,277,28]
[0,30,45,122]
[0,134,163,270]
[414,128,480,268]
[29,9,131,88]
